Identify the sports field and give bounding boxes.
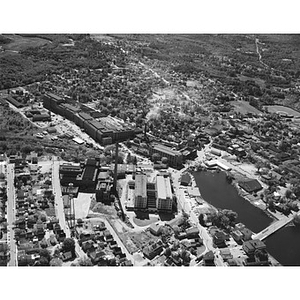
[264,105,300,117]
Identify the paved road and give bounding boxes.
[52,158,71,238]
[171,160,226,266]
[253,214,295,240]
[6,164,17,266]
[51,158,88,259]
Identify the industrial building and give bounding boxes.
[43,93,135,145]
[156,175,173,212]
[95,170,113,203]
[32,113,51,122]
[134,174,147,209]
[149,143,183,168]
[59,160,99,193]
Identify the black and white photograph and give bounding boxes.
[1,1,299,299]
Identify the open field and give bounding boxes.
[237,75,266,88]
[231,100,262,115]
[1,34,51,51]
[264,105,300,117]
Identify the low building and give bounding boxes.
[142,239,164,260]
[220,248,233,261]
[231,229,243,243]
[203,250,215,266]
[149,223,162,236]
[32,113,51,122]
[240,228,253,241]
[180,173,191,186]
[186,227,199,239]
[242,239,266,256]
[239,179,263,194]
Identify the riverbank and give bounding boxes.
[190,169,281,266]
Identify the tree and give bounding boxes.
[62,238,76,255]
[285,189,292,199]
[165,247,172,257]
[21,145,32,155]
[39,256,50,266]
[222,209,238,225]
[40,238,48,249]
[152,153,161,163]
[50,257,63,266]
[39,249,51,262]
[161,157,168,165]
[78,257,93,266]
[198,213,205,226]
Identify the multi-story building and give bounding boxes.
[43,92,135,146]
[134,174,147,209]
[149,143,183,168]
[146,182,157,211]
[95,170,113,203]
[156,175,173,212]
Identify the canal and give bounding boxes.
[193,170,273,233]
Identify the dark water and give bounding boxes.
[264,225,300,266]
[193,170,300,265]
[193,171,273,233]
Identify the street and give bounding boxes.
[51,157,87,259]
[171,153,226,266]
[6,163,17,266]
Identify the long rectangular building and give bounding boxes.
[134,174,147,209]
[156,175,172,212]
[43,93,135,145]
[149,143,183,168]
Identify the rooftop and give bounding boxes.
[156,175,172,200]
[135,174,147,198]
[152,143,182,157]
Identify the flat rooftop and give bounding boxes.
[157,175,172,200]
[135,174,147,198]
[152,143,181,157]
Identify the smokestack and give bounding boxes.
[113,142,119,192]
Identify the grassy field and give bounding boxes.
[231,100,262,115]
[264,105,300,117]
[237,75,266,89]
[1,34,51,51]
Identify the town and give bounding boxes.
[1,33,300,267]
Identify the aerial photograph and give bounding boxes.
[1,32,300,268]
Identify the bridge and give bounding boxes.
[252,214,296,241]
